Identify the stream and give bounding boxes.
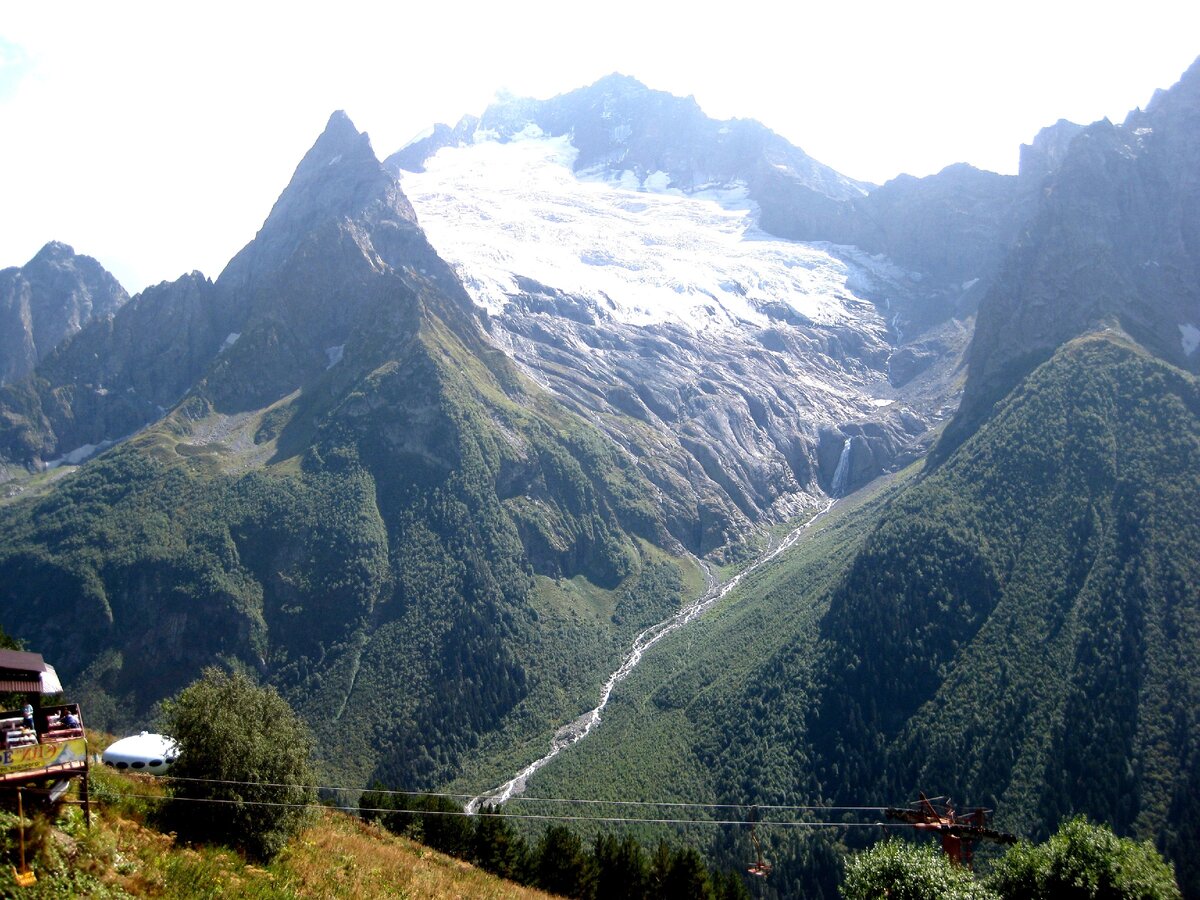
[466,499,836,813]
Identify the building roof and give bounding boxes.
[0,649,47,674]
[0,649,61,694]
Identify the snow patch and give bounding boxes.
[44,439,116,469]
[220,333,241,352]
[642,170,673,193]
[326,345,345,368]
[1181,323,1200,356]
[513,123,544,141]
[328,154,342,166]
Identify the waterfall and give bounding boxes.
[831,437,853,497]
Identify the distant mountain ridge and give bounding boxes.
[389,73,870,201]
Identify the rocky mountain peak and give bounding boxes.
[0,241,128,386]
[1018,118,1084,183]
[29,240,77,265]
[218,110,419,291]
[588,71,651,95]
[940,55,1200,458]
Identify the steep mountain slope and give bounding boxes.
[942,56,1200,454]
[817,336,1199,860]
[0,241,128,386]
[0,113,690,791]
[472,61,1200,898]
[386,76,1040,552]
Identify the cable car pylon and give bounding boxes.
[884,792,1016,868]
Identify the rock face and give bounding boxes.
[0,272,224,463]
[0,242,128,386]
[1019,118,1086,183]
[944,56,1200,451]
[0,111,456,468]
[388,77,1048,545]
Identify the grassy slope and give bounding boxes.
[0,769,552,899]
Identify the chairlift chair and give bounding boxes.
[746,805,772,877]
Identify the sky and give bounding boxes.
[2,1,1198,293]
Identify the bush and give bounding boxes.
[988,817,1181,900]
[159,667,316,860]
[841,839,999,900]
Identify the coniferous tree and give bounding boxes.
[663,845,715,900]
[535,825,594,897]
[593,833,649,899]
[472,807,532,883]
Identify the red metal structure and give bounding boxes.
[884,792,1015,867]
[745,805,773,877]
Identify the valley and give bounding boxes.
[0,56,1197,898]
[469,498,838,813]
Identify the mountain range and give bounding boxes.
[0,60,1197,895]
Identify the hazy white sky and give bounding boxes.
[2,1,1198,293]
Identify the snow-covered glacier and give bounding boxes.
[400,128,888,335]
[396,126,958,548]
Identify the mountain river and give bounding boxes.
[466,499,836,813]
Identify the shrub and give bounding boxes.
[988,817,1181,900]
[159,667,316,860]
[841,839,999,900]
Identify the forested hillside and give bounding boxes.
[516,333,1198,897]
[0,113,692,792]
[817,335,1199,886]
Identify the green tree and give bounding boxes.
[593,833,648,899]
[0,623,20,650]
[419,794,475,858]
[534,824,594,897]
[471,807,531,884]
[988,817,1181,900]
[662,845,715,900]
[840,840,998,900]
[159,667,316,861]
